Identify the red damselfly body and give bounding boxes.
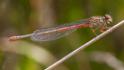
[9,14,112,41]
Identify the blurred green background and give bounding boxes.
[0,0,124,70]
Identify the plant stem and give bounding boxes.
[44,20,124,70]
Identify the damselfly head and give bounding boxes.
[104,14,112,24]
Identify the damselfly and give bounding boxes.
[9,14,112,41]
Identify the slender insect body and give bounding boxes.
[9,15,112,41]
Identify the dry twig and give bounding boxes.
[45,20,124,70]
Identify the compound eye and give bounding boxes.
[104,14,112,24]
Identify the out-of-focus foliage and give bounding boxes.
[0,0,124,70]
